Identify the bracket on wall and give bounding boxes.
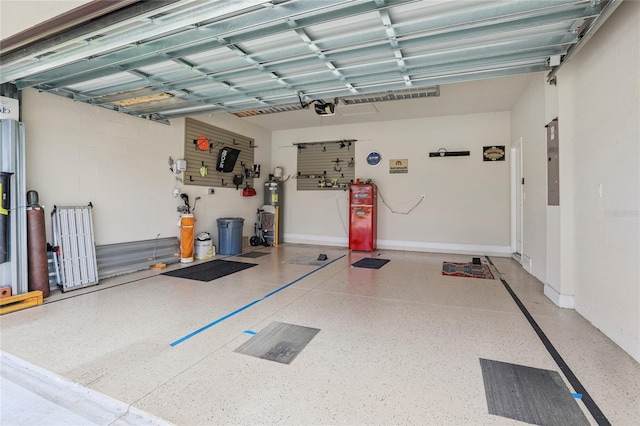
[293,139,357,147]
[429,148,470,158]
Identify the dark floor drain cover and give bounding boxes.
[480,358,589,425]
[285,256,329,266]
[235,322,320,364]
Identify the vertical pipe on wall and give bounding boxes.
[274,206,279,247]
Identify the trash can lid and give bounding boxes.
[217,217,244,222]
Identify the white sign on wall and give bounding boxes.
[389,159,408,174]
[0,96,20,121]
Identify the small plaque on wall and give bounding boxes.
[366,151,381,166]
[483,146,505,161]
[389,159,408,173]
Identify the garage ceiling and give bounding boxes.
[0,0,618,124]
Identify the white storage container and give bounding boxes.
[194,233,214,260]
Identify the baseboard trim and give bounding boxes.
[283,234,511,256]
[544,283,575,309]
[284,234,348,246]
[521,254,533,273]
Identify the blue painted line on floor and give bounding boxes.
[170,254,345,347]
[170,300,261,347]
[244,330,257,335]
[260,255,345,299]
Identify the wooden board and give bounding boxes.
[0,291,43,315]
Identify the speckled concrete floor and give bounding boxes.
[1,245,639,425]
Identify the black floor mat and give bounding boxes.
[238,251,270,258]
[234,322,320,364]
[351,258,390,269]
[480,358,589,425]
[162,259,257,282]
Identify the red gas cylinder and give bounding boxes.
[26,190,49,298]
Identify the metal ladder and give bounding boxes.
[51,204,98,292]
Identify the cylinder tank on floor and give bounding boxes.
[26,190,49,297]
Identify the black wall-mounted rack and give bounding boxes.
[429,149,470,158]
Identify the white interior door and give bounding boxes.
[511,138,524,258]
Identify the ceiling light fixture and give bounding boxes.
[113,92,173,107]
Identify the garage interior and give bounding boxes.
[0,0,639,425]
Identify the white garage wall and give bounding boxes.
[510,74,548,283]
[556,0,640,361]
[22,89,271,247]
[272,111,512,255]
[0,0,91,40]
